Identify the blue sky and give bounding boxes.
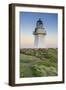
[20,11,58,48]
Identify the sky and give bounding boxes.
[19,11,58,48]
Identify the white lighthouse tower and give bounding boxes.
[33,18,47,48]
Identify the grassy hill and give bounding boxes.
[20,48,58,77]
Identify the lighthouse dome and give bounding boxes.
[37,18,43,25]
[36,18,43,28]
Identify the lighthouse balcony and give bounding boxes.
[33,29,46,35]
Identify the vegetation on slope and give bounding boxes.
[20,48,58,77]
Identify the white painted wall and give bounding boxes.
[0,0,66,90]
[34,35,46,48]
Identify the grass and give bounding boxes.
[20,48,58,77]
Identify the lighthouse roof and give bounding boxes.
[37,18,43,25]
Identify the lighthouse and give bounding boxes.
[33,18,47,48]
